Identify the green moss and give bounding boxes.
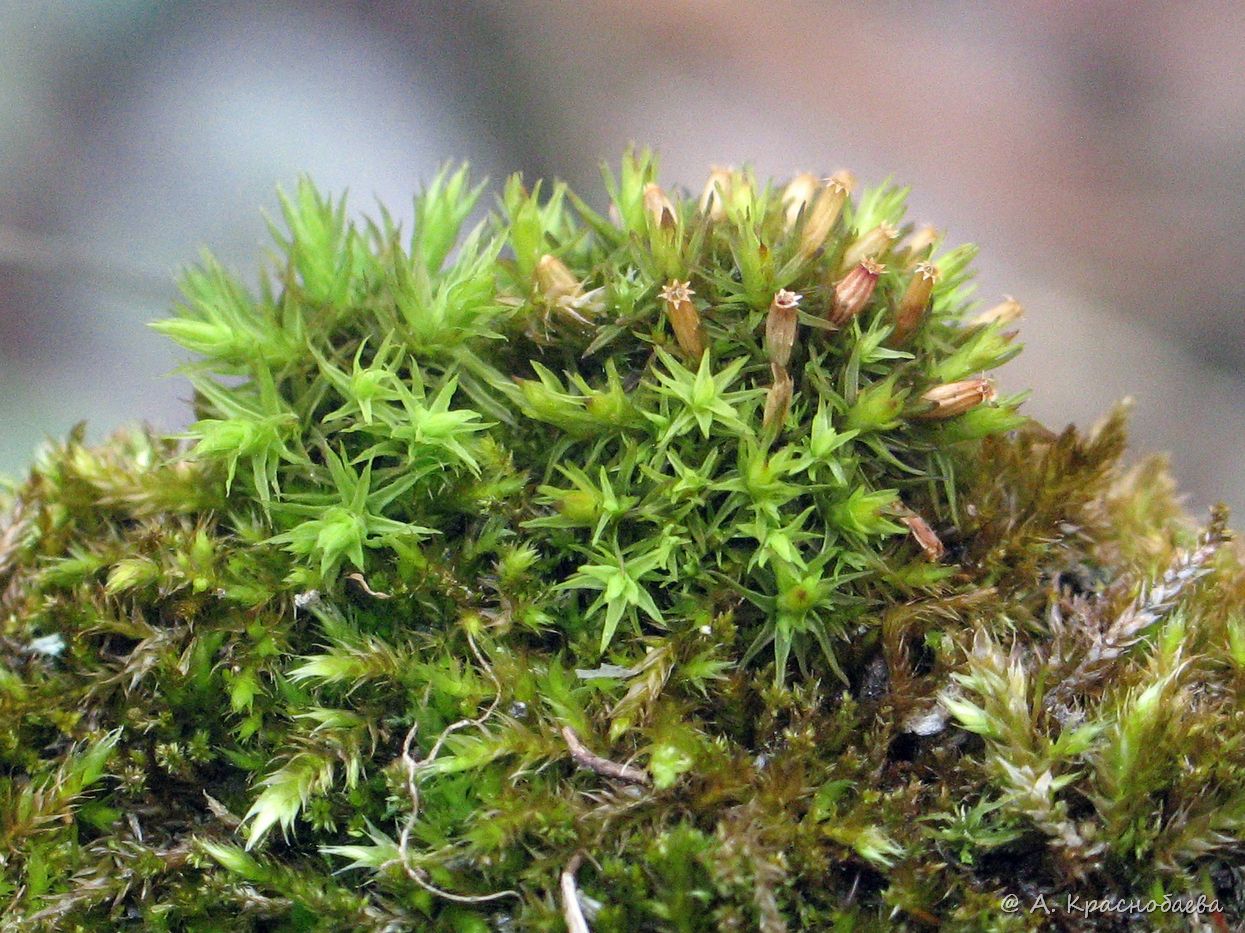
[1,152,1243,929]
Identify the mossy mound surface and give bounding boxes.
[2,153,1244,930]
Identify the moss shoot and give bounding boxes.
[1,152,1243,930]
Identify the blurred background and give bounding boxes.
[3,1,1244,516]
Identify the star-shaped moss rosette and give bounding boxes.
[1,151,1242,930]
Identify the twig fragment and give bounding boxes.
[561,851,590,933]
[561,726,650,785]
[345,572,391,599]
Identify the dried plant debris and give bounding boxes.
[1,152,1242,930]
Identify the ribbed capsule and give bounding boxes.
[829,259,885,327]
[903,225,940,266]
[917,377,997,419]
[765,289,802,367]
[841,222,899,271]
[698,166,734,222]
[890,262,940,346]
[797,170,854,259]
[660,280,705,360]
[763,363,794,433]
[971,297,1024,328]
[643,183,677,230]
[782,172,820,231]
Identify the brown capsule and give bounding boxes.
[970,296,1023,328]
[841,222,899,271]
[829,258,885,327]
[903,225,940,266]
[917,378,997,419]
[889,262,940,346]
[782,172,820,231]
[643,183,677,231]
[699,166,734,222]
[659,280,705,360]
[797,169,854,260]
[763,363,794,433]
[765,289,802,367]
[898,510,945,561]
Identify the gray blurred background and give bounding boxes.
[3,1,1244,516]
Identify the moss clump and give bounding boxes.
[2,152,1243,930]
